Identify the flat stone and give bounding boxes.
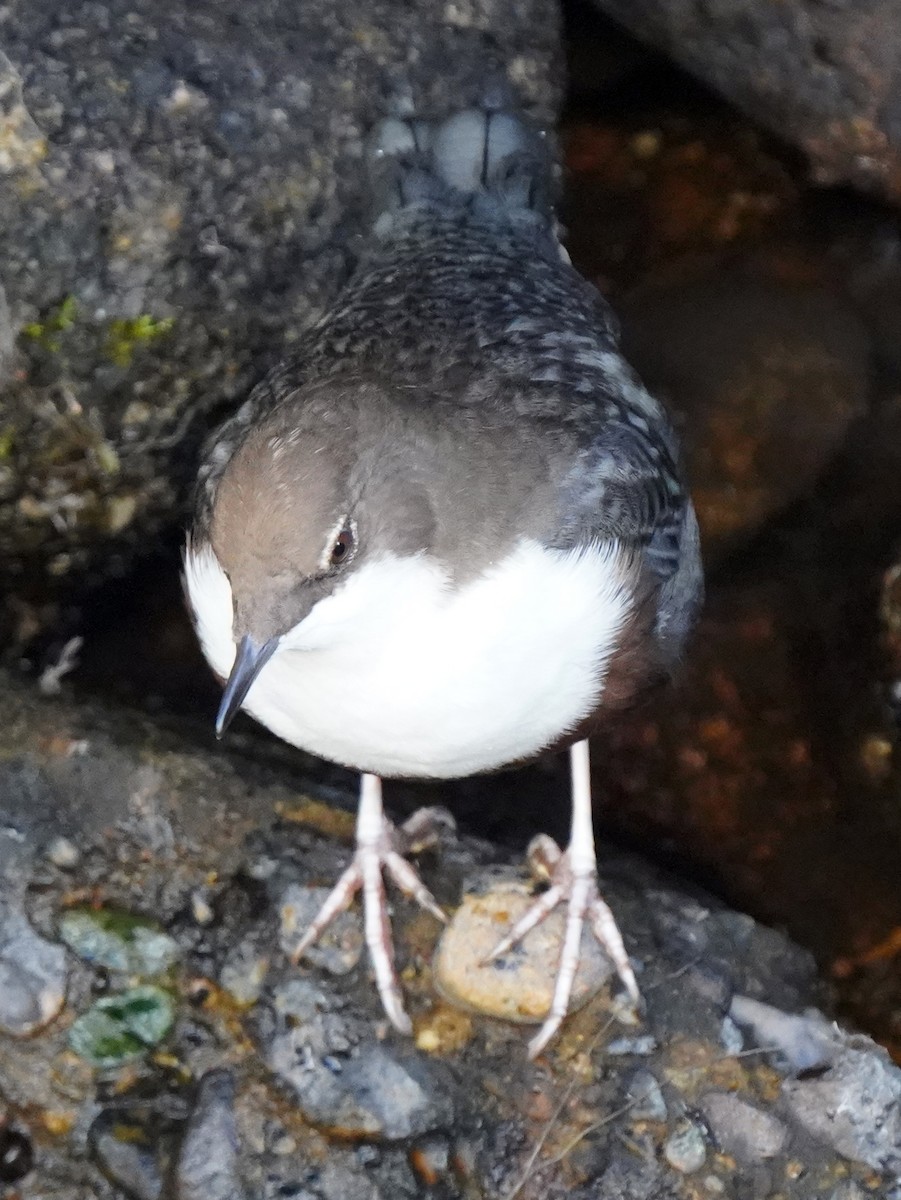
[701,1091,789,1161]
[268,1037,454,1141]
[434,875,613,1023]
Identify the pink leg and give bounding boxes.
[485,740,640,1057]
[290,773,451,1034]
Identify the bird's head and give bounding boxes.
[185,382,436,735]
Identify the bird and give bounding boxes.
[184,95,703,1058]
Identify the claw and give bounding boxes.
[289,775,449,1033]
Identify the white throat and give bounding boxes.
[184,539,633,778]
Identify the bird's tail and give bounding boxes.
[368,97,557,230]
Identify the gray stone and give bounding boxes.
[782,1035,901,1173]
[0,905,67,1037]
[607,1035,658,1056]
[176,1070,248,1200]
[219,929,271,1006]
[268,1038,454,1141]
[663,1121,707,1174]
[701,1091,789,1162]
[626,1069,667,1121]
[89,1109,166,1200]
[730,995,837,1074]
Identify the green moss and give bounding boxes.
[21,294,78,351]
[105,314,175,367]
[0,427,15,459]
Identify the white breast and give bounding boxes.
[184,539,633,779]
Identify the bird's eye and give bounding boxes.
[329,526,355,567]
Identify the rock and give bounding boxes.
[268,1036,454,1141]
[279,884,364,975]
[433,872,613,1023]
[729,996,837,1075]
[781,1034,901,1173]
[89,1110,165,1200]
[0,906,68,1037]
[625,1068,667,1121]
[663,1120,707,1173]
[175,1070,248,1200]
[620,266,870,547]
[0,1128,35,1186]
[589,0,901,202]
[607,1034,658,1056]
[0,669,893,1196]
[701,1092,789,1161]
[218,929,271,1006]
[0,0,561,649]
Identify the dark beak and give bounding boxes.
[215,635,279,738]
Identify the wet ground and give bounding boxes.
[34,8,901,1060]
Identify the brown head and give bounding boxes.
[198,380,438,734]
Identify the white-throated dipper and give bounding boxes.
[185,98,702,1057]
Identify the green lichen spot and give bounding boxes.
[105,314,175,367]
[21,294,78,351]
[59,907,180,975]
[68,985,175,1068]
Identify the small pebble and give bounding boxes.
[46,836,80,869]
[219,934,270,1006]
[607,1034,657,1056]
[719,1015,744,1055]
[626,1068,667,1120]
[434,875,611,1023]
[664,1121,707,1174]
[190,890,215,926]
[701,1091,789,1161]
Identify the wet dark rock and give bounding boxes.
[590,0,901,202]
[701,1091,790,1162]
[0,0,561,649]
[620,265,871,548]
[0,1128,35,1185]
[0,672,895,1196]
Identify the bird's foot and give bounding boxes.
[290,797,454,1035]
[485,833,641,1058]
